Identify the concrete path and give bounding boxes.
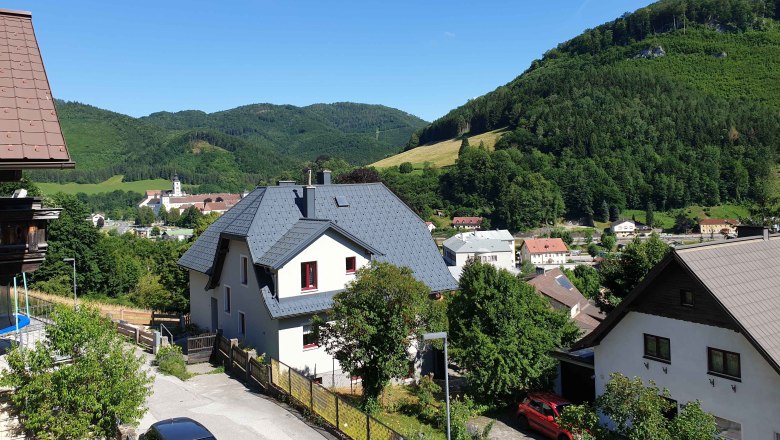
[137,352,329,440]
[470,410,546,440]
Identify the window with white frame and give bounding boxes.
[224,285,231,313]
[240,255,248,285]
[238,311,246,336]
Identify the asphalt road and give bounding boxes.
[137,352,329,440]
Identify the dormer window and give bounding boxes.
[301,261,317,291]
[346,256,356,274]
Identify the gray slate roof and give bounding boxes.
[255,218,382,270]
[676,236,780,370]
[577,234,780,373]
[260,286,340,319]
[443,230,514,254]
[180,182,458,294]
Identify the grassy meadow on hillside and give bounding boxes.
[372,129,506,168]
[37,175,173,195]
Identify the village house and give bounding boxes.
[452,216,482,230]
[178,171,458,384]
[90,213,105,228]
[699,218,739,237]
[442,229,515,272]
[424,221,436,233]
[519,238,568,266]
[528,268,604,335]
[139,175,244,215]
[610,219,636,237]
[575,230,780,438]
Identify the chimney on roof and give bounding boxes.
[304,169,315,218]
[317,170,332,185]
[277,180,296,186]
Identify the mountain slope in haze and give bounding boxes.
[403,0,780,222]
[34,101,426,190]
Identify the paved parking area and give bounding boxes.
[470,410,546,440]
[137,352,330,440]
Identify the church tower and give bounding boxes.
[172,174,182,197]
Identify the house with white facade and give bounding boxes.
[442,230,515,272]
[519,238,568,266]
[575,231,780,439]
[425,222,436,233]
[610,219,636,237]
[179,171,458,385]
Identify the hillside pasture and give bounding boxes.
[371,128,507,169]
[38,175,173,195]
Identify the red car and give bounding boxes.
[516,392,573,440]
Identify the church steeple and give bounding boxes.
[172,174,182,197]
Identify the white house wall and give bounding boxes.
[189,271,212,330]
[278,314,340,378]
[594,311,780,438]
[276,230,370,299]
[189,240,280,359]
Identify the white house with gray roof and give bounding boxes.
[179,170,457,384]
[442,230,515,274]
[575,230,780,438]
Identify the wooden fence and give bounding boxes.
[116,321,156,352]
[186,332,217,364]
[212,333,403,440]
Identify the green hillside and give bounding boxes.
[399,0,780,227]
[141,102,427,162]
[33,101,426,190]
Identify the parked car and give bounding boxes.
[141,417,216,440]
[516,392,573,440]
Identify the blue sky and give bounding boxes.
[6,0,650,121]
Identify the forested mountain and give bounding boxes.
[33,101,426,190]
[404,0,780,226]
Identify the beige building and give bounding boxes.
[699,218,739,236]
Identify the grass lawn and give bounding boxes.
[334,385,445,439]
[371,128,507,169]
[597,204,750,231]
[37,175,175,195]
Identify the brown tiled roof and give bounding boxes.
[523,238,568,254]
[528,268,586,309]
[169,193,241,205]
[452,216,482,226]
[699,218,738,226]
[202,201,228,212]
[0,9,73,170]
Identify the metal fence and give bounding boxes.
[271,358,403,440]
[214,334,404,440]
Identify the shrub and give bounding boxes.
[415,374,442,422]
[155,344,191,380]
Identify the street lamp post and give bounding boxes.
[63,258,76,308]
[423,331,450,440]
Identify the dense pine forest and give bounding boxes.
[401,0,780,227]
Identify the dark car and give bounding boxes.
[141,417,217,440]
[516,392,573,440]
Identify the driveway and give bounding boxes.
[137,351,330,440]
[470,410,546,440]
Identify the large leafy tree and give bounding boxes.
[448,260,579,403]
[32,193,105,295]
[600,234,670,309]
[559,373,717,440]
[313,261,434,411]
[0,306,152,439]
